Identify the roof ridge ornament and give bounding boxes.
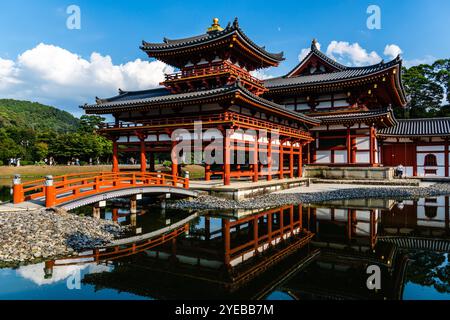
[207,18,224,33]
[311,38,318,50]
[233,17,239,28]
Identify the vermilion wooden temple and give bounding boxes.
[83,18,450,182]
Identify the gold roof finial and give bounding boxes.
[207,18,223,33]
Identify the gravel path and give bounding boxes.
[168,183,450,210]
[0,208,127,267]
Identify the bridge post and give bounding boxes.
[130,195,137,214]
[12,174,24,204]
[93,206,101,219]
[44,260,55,279]
[45,176,56,207]
[184,171,190,189]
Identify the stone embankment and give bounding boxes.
[0,208,127,266]
[168,183,450,210]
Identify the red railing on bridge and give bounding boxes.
[12,171,189,208]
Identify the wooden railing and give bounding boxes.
[12,171,189,207]
[99,112,311,139]
[164,60,264,87]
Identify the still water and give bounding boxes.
[0,195,449,300]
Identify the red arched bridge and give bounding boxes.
[12,172,197,210]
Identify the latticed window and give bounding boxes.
[424,154,437,166]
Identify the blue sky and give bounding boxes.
[0,0,449,116]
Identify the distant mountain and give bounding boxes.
[0,99,79,132]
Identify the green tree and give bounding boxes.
[401,64,444,118]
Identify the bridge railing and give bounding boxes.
[12,171,189,207]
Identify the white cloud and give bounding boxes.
[384,44,403,59]
[250,69,274,80]
[326,41,381,66]
[0,43,174,115]
[404,55,436,68]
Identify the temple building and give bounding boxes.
[263,39,407,167]
[82,18,450,180]
[83,18,319,185]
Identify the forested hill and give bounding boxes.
[0,99,79,133]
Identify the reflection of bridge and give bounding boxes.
[44,213,200,272]
[12,172,196,209]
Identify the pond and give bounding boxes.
[0,196,449,300]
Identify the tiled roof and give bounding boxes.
[264,56,402,89]
[312,108,397,127]
[141,18,284,63]
[81,82,320,125]
[378,118,450,137]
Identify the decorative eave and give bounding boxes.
[312,108,397,128]
[81,81,319,127]
[140,18,284,68]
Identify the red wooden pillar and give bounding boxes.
[289,206,294,235]
[298,144,303,178]
[369,126,375,166]
[267,139,272,181]
[298,204,303,231]
[253,135,259,182]
[307,143,311,164]
[253,217,259,252]
[224,129,231,186]
[139,139,146,172]
[279,145,284,179]
[289,144,294,178]
[346,126,352,164]
[222,219,231,266]
[412,141,418,176]
[445,139,449,177]
[171,140,178,182]
[347,208,352,241]
[112,141,119,173]
[370,210,376,250]
[268,212,273,245]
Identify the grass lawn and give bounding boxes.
[0,164,205,186]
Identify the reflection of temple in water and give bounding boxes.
[43,197,450,300]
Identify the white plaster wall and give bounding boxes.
[334,150,348,163]
[334,209,347,222]
[316,151,331,163]
[355,151,370,163]
[417,145,445,152]
[316,208,332,220]
[355,137,370,150]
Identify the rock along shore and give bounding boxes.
[168,183,450,211]
[0,208,127,267]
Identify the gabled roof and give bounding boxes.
[140,18,284,68]
[378,118,450,137]
[286,39,347,77]
[81,82,320,126]
[264,42,407,107]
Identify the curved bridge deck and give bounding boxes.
[12,171,196,209]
